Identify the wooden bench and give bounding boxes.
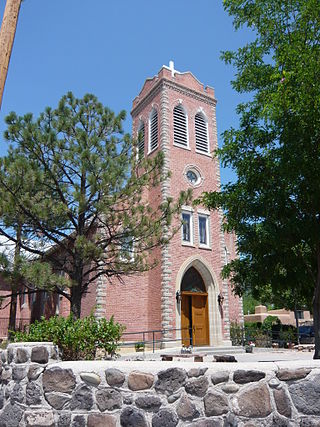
[161,353,207,362]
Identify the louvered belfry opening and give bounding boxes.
[149,109,158,151]
[173,104,188,147]
[138,122,145,158]
[195,112,209,153]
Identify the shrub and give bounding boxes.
[230,322,244,346]
[134,342,145,351]
[12,314,125,360]
[262,316,279,333]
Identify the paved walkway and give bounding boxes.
[119,347,316,363]
[233,348,315,363]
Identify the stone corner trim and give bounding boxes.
[1,343,320,426]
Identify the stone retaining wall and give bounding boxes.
[1,343,320,426]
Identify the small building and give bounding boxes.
[244,305,312,327]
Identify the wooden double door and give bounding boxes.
[181,291,209,346]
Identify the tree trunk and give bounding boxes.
[70,285,82,319]
[0,0,22,110]
[8,291,17,340]
[313,249,320,359]
[8,222,22,340]
[293,303,300,345]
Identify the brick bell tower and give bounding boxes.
[130,62,243,347]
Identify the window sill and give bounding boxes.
[182,242,195,247]
[195,150,212,158]
[148,147,158,155]
[199,244,211,250]
[173,144,191,151]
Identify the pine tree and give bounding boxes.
[1,92,189,318]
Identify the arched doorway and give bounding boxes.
[181,267,209,346]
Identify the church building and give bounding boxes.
[0,63,243,346]
[89,62,243,347]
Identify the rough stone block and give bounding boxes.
[57,413,71,427]
[96,388,122,411]
[1,350,7,364]
[155,368,187,396]
[277,368,311,381]
[28,365,44,380]
[289,373,320,415]
[176,393,199,421]
[234,383,272,418]
[11,383,24,403]
[135,395,162,412]
[204,391,229,417]
[42,367,76,393]
[31,347,49,364]
[16,348,29,364]
[188,367,208,378]
[26,381,42,405]
[152,408,179,427]
[185,376,209,397]
[12,365,27,381]
[105,368,125,387]
[221,383,239,394]
[211,371,229,385]
[0,403,24,427]
[188,419,224,427]
[128,371,154,391]
[1,366,12,383]
[120,407,148,427]
[0,388,3,410]
[71,415,86,427]
[24,410,55,427]
[233,370,265,384]
[88,413,117,427]
[274,388,292,418]
[70,384,93,410]
[80,372,101,387]
[45,392,70,410]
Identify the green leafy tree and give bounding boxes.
[200,0,320,357]
[1,92,189,319]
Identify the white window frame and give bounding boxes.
[198,211,211,248]
[137,120,145,159]
[195,111,210,155]
[173,103,190,150]
[119,233,135,262]
[181,206,194,246]
[148,108,158,154]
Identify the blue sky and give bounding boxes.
[0,0,252,184]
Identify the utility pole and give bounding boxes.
[0,0,22,110]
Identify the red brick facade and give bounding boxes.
[88,63,243,346]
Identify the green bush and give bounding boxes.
[230,322,244,346]
[262,316,279,333]
[12,314,125,360]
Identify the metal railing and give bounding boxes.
[230,326,308,348]
[119,326,195,353]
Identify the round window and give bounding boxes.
[186,170,198,184]
[185,168,201,186]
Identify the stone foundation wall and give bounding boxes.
[1,343,320,426]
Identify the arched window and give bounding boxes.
[173,104,188,147]
[137,121,145,158]
[181,267,206,293]
[195,112,209,153]
[149,109,158,152]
